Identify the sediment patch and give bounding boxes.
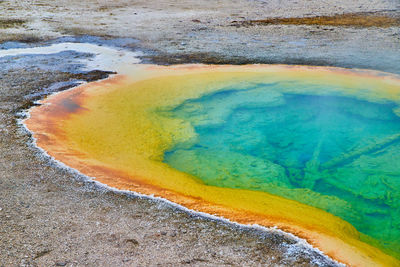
[232,11,400,28]
[0,18,26,29]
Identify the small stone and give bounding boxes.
[126,238,139,246]
[55,262,67,266]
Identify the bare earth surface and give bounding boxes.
[1,0,400,266]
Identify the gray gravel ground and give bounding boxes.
[1,0,400,266]
[1,0,399,73]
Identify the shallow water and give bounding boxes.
[164,82,400,257]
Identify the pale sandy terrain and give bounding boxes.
[0,0,399,266]
[1,0,400,72]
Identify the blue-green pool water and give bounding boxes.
[162,83,400,258]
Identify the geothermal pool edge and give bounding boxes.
[23,64,400,267]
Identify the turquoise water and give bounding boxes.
[162,83,400,257]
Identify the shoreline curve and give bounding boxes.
[24,64,400,267]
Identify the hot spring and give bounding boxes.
[25,64,400,266]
